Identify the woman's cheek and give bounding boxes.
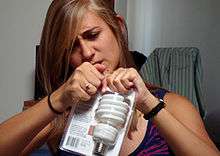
[69,53,82,67]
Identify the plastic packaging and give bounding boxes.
[93,92,130,155]
[59,89,136,156]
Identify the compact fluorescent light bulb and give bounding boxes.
[93,92,130,155]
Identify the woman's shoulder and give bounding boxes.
[163,92,218,149]
[163,92,206,132]
[164,92,196,112]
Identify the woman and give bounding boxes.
[0,0,219,155]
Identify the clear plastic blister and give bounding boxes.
[59,89,136,156]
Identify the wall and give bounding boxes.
[126,0,153,54]
[123,0,220,144]
[0,0,50,122]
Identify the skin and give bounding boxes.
[0,10,219,156]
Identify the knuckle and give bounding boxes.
[74,68,83,75]
[118,87,128,94]
[121,78,127,83]
[106,77,112,84]
[113,78,120,85]
[118,67,125,72]
[76,63,90,73]
[71,83,79,91]
[95,80,101,87]
[118,67,124,71]
[82,62,91,68]
[85,62,91,65]
[81,95,91,101]
[71,76,79,82]
[90,88,97,95]
[129,67,136,72]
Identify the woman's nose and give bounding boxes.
[79,38,95,60]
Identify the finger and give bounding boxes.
[70,83,91,102]
[92,63,106,80]
[78,87,91,101]
[93,63,106,73]
[82,62,105,80]
[121,78,134,89]
[84,71,102,88]
[84,83,97,95]
[106,69,123,92]
[76,76,94,95]
[113,71,130,93]
[121,70,135,89]
[123,68,147,93]
[79,63,104,88]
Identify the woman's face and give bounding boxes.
[69,11,121,74]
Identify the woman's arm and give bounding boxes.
[0,63,106,155]
[20,123,53,156]
[104,67,219,156]
[150,92,219,156]
[0,95,60,155]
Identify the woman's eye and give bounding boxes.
[85,32,99,40]
[73,39,80,48]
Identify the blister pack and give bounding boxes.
[59,89,136,156]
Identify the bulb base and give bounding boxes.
[93,142,108,156]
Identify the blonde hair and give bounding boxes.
[37,0,135,95]
[37,0,148,153]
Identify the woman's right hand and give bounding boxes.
[50,62,106,112]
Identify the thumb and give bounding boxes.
[94,63,106,73]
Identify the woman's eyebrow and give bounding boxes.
[80,26,100,36]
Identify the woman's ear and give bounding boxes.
[116,15,126,32]
[116,15,128,41]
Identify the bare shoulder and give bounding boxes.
[163,92,198,117]
[163,92,216,148]
[163,92,203,130]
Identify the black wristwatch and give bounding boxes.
[143,98,165,120]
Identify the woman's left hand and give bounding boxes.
[102,68,158,114]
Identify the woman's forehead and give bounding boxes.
[79,11,106,33]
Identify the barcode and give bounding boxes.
[66,136,80,148]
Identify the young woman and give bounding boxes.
[0,0,219,155]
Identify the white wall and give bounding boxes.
[123,0,220,144]
[126,0,153,54]
[0,0,50,122]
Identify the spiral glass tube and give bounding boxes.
[93,92,130,155]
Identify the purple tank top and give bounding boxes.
[129,88,175,156]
